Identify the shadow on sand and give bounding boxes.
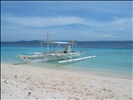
[13,62,27,65]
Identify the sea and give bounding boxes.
[1,41,133,79]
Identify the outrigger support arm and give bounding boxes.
[46,32,50,54]
[58,56,96,63]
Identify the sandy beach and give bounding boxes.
[1,63,132,99]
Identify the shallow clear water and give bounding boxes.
[1,41,132,78]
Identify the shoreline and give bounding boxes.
[1,62,132,99]
[18,62,132,80]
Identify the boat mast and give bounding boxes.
[46,32,50,54]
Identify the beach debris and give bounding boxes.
[102,88,106,91]
[14,75,17,77]
[28,92,31,95]
[4,80,8,84]
[25,77,31,81]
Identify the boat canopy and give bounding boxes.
[40,41,77,45]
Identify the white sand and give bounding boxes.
[1,63,132,99]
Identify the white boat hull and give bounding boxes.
[17,52,81,63]
[17,55,47,63]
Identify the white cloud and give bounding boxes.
[111,17,132,30]
[2,16,132,41]
[86,17,132,32]
[3,16,87,27]
[101,35,113,38]
[2,16,132,32]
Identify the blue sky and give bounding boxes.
[1,1,132,41]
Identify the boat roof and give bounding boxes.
[40,41,77,45]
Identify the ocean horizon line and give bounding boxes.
[1,40,133,43]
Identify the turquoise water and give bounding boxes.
[1,42,132,78]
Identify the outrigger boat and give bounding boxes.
[17,33,96,63]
